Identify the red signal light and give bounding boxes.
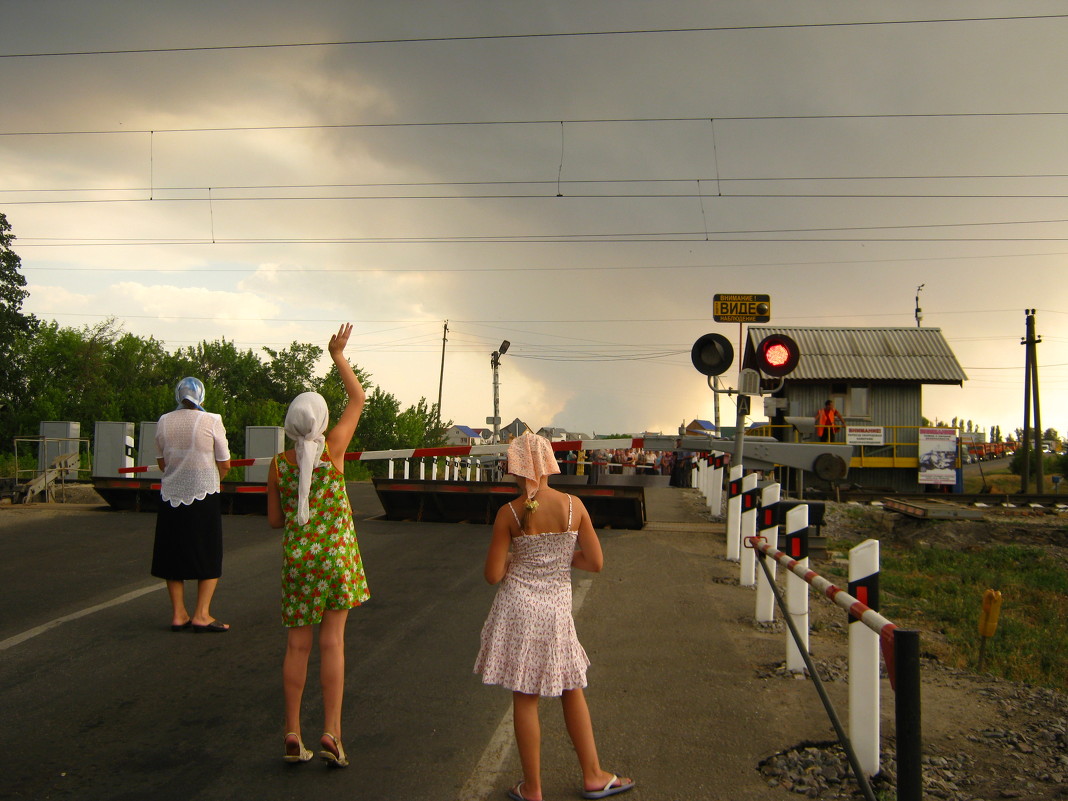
[754,334,800,378]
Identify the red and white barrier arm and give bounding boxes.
[118,438,647,474]
[744,535,902,684]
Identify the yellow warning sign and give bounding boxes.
[713,294,771,323]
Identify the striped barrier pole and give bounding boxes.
[746,534,899,671]
[755,482,780,622]
[849,539,881,777]
[118,438,651,475]
[725,465,743,561]
[783,505,810,674]
[739,473,760,587]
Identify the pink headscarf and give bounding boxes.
[507,433,560,500]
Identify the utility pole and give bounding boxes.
[1020,309,1044,494]
[436,320,448,433]
[491,340,510,444]
[914,284,924,327]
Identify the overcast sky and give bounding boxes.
[2,2,1066,439]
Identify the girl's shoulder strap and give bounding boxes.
[506,500,522,526]
[567,493,574,530]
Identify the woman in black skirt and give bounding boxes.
[151,377,232,632]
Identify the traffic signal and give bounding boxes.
[752,334,800,378]
[690,333,735,376]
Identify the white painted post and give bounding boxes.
[708,453,724,516]
[849,539,881,777]
[713,454,721,516]
[726,465,743,561]
[419,459,426,480]
[387,459,395,478]
[739,473,759,586]
[785,505,810,674]
[431,459,438,481]
[755,482,780,622]
[403,459,410,479]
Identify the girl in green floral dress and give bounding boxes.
[267,323,369,768]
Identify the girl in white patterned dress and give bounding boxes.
[475,433,635,801]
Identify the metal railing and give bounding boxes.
[13,437,92,502]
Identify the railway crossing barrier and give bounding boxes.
[745,523,922,801]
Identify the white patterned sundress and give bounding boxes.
[474,495,591,697]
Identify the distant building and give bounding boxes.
[745,326,967,493]
[499,418,533,443]
[445,425,484,446]
[684,419,717,437]
[537,427,591,441]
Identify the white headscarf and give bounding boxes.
[284,392,330,526]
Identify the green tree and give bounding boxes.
[395,398,449,449]
[263,341,323,402]
[0,213,38,408]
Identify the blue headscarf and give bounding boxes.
[175,377,206,411]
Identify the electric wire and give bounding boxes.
[2,14,1066,60]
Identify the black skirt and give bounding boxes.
[150,493,223,580]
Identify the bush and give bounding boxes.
[1008,448,1060,477]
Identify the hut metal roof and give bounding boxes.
[745,326,967,384]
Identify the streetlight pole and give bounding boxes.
[491,340,510,444]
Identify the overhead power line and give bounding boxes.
[2,14,1066,59]
[8,109,1068,137]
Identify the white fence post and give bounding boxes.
[755,482,780,622]
[739,473,759,587]
[849,539,881,777]
[708,453,725,517]
[784,504,810,674]
[726,465,743,561]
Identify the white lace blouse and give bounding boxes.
[155,409,231,507]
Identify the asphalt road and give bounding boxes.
[0,485,841,801]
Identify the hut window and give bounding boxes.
[847,385,871,418]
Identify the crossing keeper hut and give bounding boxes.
[745,326,967,493]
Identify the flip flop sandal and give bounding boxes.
[582,775,635,799]
[191,621,229,633]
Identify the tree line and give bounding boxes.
[0,213,447,476]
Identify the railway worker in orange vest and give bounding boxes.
[815,399,845,442]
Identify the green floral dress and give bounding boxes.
[276,444,370,627]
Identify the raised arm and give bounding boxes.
[324,323,366,463]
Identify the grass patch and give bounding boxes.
[879,543,1068,689]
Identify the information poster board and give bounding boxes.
[846,426,884,446]
[918,428,958,485]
